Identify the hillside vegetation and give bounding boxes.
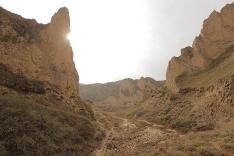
[0,93,101,156]
[80,77,164,116]
[0,7,104,156]
[178,45,234,88]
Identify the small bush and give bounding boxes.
[200,150,215,156]
[170,94,178,101]
[0,64,45,94]
[171,120,197,133]
[159,108,172,122]
[0,95,99,156]
[194,123,214,131]
[221,143,234,152]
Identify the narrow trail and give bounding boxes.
[92,117,180,156]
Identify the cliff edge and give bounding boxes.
[0,7,103,156]
[0,7,79,97]
[166,3,234,91]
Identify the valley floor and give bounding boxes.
[92,114,234,156]
[92,117,180,156]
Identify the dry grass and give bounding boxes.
[0,93,103,156]
[178,47,234,88]
[0,64,45,94]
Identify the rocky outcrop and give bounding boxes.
[166,3,234,91]
[0,7,79,98]
[0,7,104,156]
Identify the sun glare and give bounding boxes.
[66,33,72,42]
[69,0,151,84]
[0,0,232,84]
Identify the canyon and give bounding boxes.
[0,2,234,156]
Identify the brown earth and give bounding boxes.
[0,7,103,156]
[82,3,234,156]
[0,7,79,98]
[80,77,164,116]
[1,2,234,156]
[166,2,234,92]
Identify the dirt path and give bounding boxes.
[92,118,179,156]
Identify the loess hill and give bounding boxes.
[80,77,164,116]
[0,7,104,156]
[80,3,234,155]
[1,2,234,156]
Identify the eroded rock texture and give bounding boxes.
[0,7,79,98]
[166,3,234,91]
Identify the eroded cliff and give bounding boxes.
[0,7,103,156]
[166,3,234,91]
[0,7,79,98]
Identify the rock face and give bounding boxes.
[0,7,104,156]
[166,3,234,91]
[0,7,79,98]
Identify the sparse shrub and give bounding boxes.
[0,95,100,156]
[160,114,172,122]
[0,64,45,94]
[200,150,215,156]
[221,143,234,152]
[126,112,133,118]
[159,108,172,122]
[170,94,178,101]
[194,123,214,131]
[121,89,130,96]
[0,142,8,156]
[171,120,197,133]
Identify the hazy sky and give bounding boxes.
[0,0,233,83]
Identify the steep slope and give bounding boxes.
[0,7,79,98]
[80,77,164,115]
[130,76,234,130]
[0,7,103,156]
[122,76,234,155]
[90,3,234,155]
[128,2,234,135]
[166,3,234,91]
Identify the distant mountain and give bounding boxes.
[1,2,234,156]
[83,3,234,155]
[80,77,164,115]
[128,3,234,136]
